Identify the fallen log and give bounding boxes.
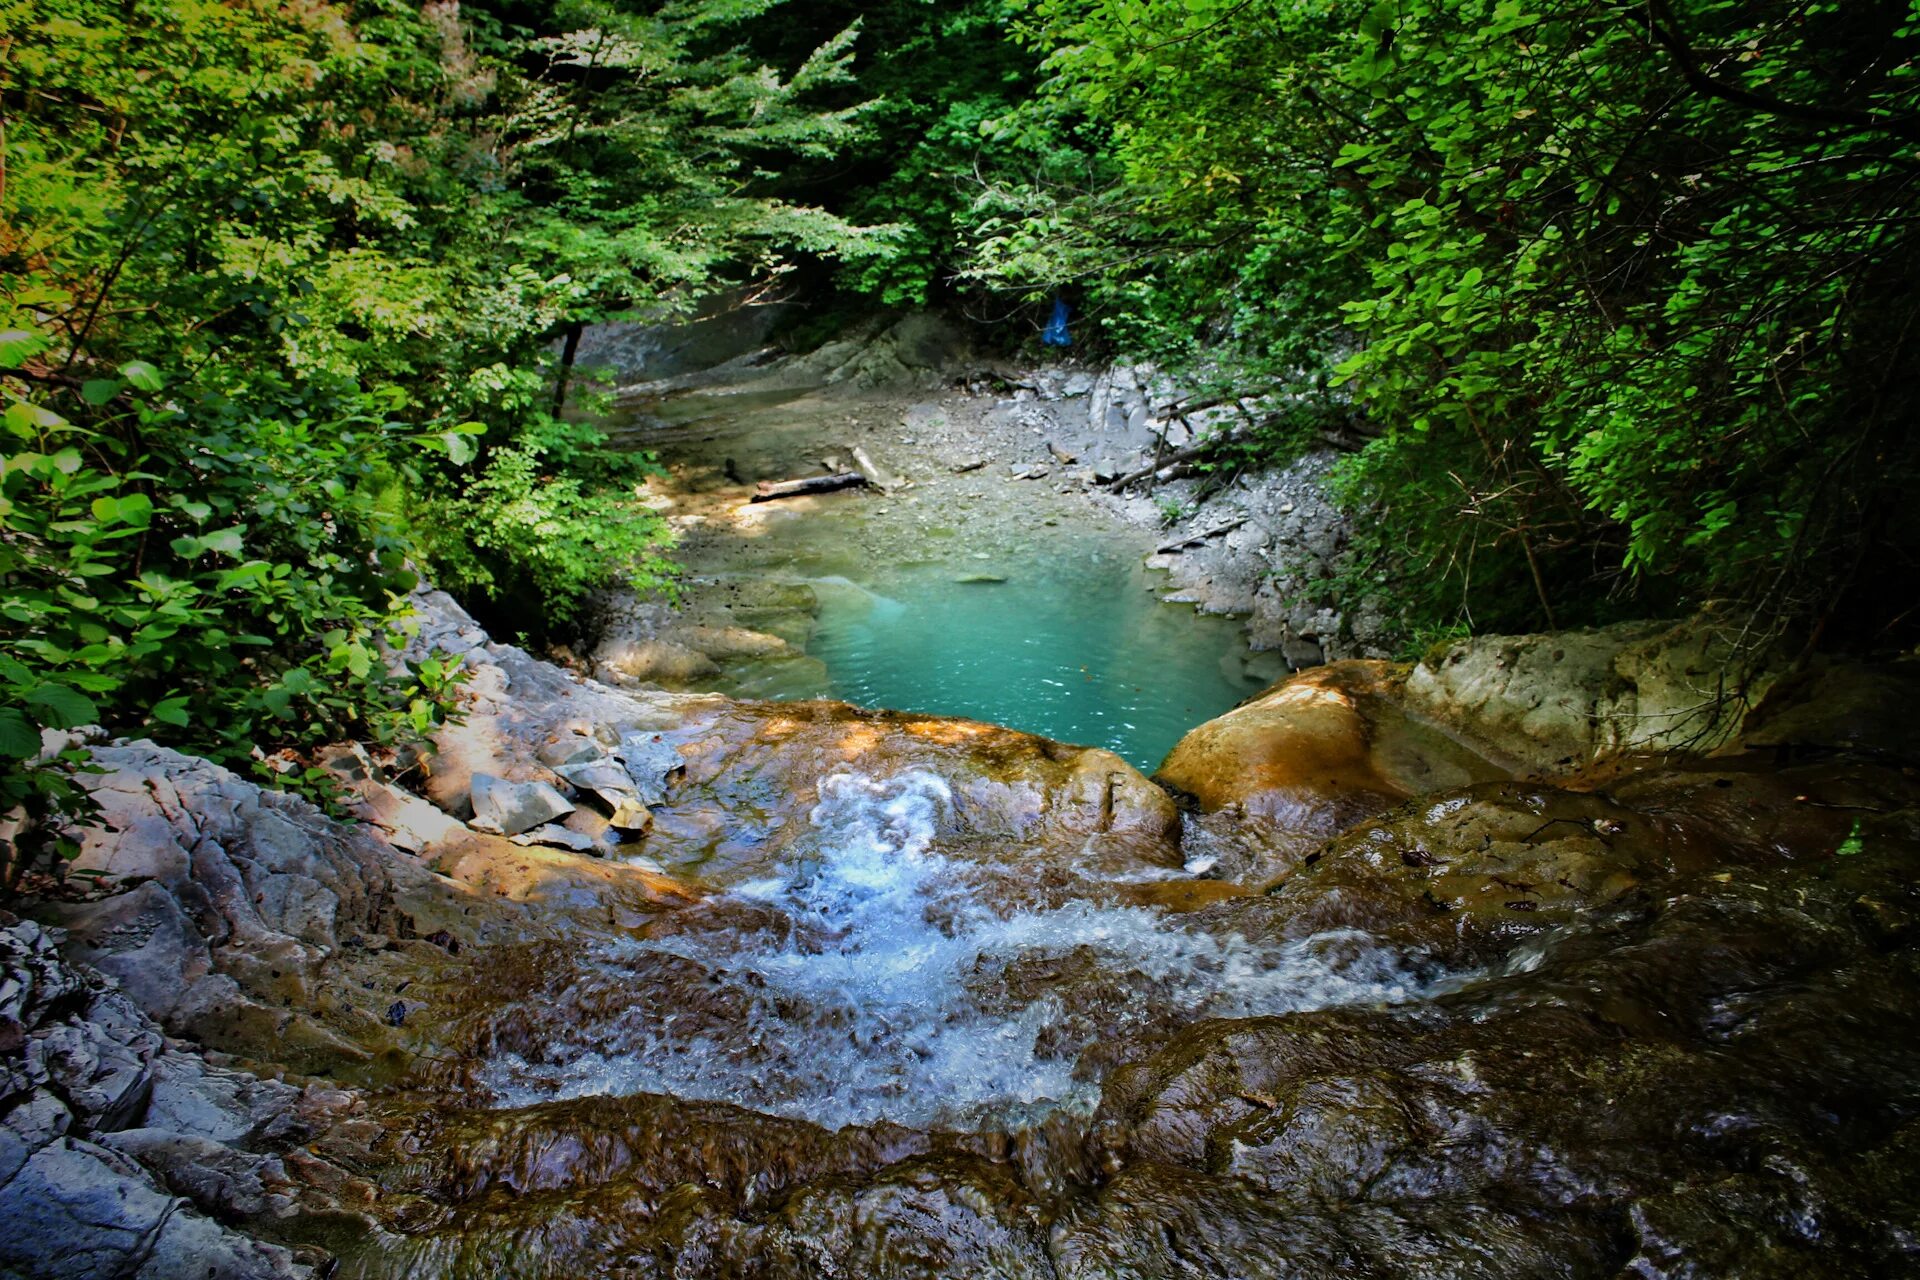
[1156,517,1248,554]
[750,472,868,503]
[1103,452,1205,490]
[1100,430,1250,490]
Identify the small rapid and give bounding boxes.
[480,769,1443,1131]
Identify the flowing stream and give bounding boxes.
[479,768,1440,1131]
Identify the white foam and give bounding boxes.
[480,769,1442,1130]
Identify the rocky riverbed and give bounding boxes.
[5,574,1918,1277]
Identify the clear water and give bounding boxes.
[618,381,1285,773]
[801,545,1279,773]
[481,769,1442,1131]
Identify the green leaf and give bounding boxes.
[26,684,98,729]
[0,708,40,757]
[119,360,164,392]
[81,379,124,406]
[0,330,51,369]
[200,526,246,557]
[442,431,478,466]
[150,696,191,728]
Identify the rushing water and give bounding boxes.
[481,769,1440,1131]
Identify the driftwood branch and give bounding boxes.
[847,444,898,493]
[1156,517,1248,554]
[1101,437,1230,490]
[750,472,868,502]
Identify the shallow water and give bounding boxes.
[614,384,1287,772]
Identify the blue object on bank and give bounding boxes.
[1041,298,1072,346]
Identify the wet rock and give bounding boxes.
[755,1156,1055,1280]
[468,774,574,837]
[1049,1161,1610,1280]
[1070,828,1920,1278]
[553,756,653,829]
[1156,662,1503,842]
[1261,781,1714,953]
[1740,658,1920,763]
[663,624,790,660]
[616,730,686,808]
[593,637,721,685]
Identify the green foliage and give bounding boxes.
[992,0,1920,646]
[718,0,1093,313]
[1,0,891,864]
[0,341,468,800]
[428,438,679,621]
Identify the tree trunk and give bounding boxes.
[552,322,583,417]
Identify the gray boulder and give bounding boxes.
[467,773,574,837]
[45,744,411,1056]
[0,922,311,1280]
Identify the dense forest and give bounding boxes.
[4,0,1917,843]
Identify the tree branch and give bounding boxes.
[1644,0,1920,147]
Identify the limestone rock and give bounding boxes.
[0,922,313,1280]
[617,730,686,808]
[554,756,653,829]
[1156,662,1503,830]
[48,745,411,1056]
[510,823,598,854]
[594,637,721,686]
[342,777,464,854]
[1404,614,1782,772]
